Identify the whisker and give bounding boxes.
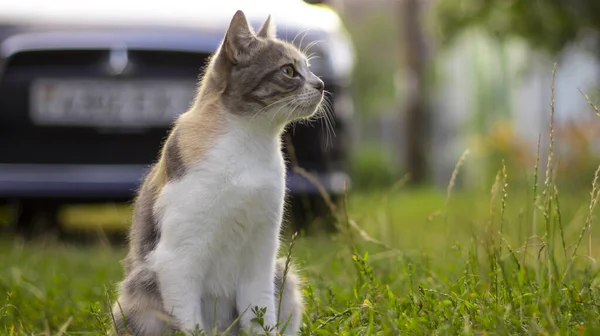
[306,53,321,63]
[250,96,296,122]
[318,99,335,147]
[292,28,309,46]
[286,97,308,125]
[322,90,336,128]
[318,102,326,147]
[302,40,323,56]
[324,97,336,148]
[310,91,335,149]
[298,30,311,52]
[271,100,297,129]
[269,97,298,128]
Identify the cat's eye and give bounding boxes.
[281,64,297,78]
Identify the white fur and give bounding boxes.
[148,113,287,335]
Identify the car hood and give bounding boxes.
[0,0,342,34]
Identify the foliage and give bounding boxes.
[341,6,399,116]
[555,118,600,192]
[468,119,535,188]
[434,0,600,54]
[349,142,399,191]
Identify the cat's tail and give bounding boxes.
[274,257,305,335]
[110,267,174,336]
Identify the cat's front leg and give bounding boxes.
[237,245,278,334]
[153,249,205,334]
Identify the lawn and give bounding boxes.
[2,162,600,335]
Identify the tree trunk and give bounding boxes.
[401,0,430,185]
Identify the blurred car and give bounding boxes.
[0,0,355,235]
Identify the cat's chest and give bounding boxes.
[157,129,286,231]
[189,134,285,209]
[218,140,283,190]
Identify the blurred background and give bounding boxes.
[0,0,599,241]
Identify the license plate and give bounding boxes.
[30,79,196,127]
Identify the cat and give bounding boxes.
[111,9,324,336]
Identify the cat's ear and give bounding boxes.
[222,10,258,65]
[257,15,276,39]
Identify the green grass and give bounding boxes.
[2,177,600,335]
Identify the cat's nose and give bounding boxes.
[313,78,324,93]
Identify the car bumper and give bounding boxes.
[0,164,350,199]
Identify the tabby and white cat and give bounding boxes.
[111,9,324,336]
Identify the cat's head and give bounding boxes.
[206,10,324,126]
